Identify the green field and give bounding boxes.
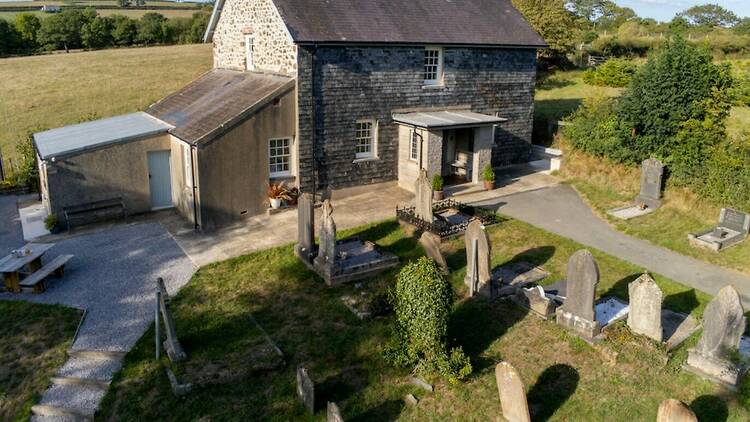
[98,218,746,420]
[0,8,199,20]
[0,43,212,161]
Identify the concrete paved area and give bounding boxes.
[0,194,32,255]
[473,185,750,307]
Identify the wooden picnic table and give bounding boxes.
[0,243,55,293]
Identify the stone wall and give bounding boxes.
[296,45,537,192]
[212,0,297,75]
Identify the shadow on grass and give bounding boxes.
[601,273,641,301]
[691,394,729,422]
[664,289,701,316]
[317,366,370,409]
[527,364,579,422]
[501,245,556,269]
[351,399,404,422]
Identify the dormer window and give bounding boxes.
[424,47,443,85]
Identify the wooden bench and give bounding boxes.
[19,255,74,293]
[63,198,127,230]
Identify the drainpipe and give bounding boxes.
[190,145,199,230]
[410,125,426,171]
[310,44,319,201]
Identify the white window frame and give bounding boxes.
[268,137,293,178]
[409,130,419,162]
[355,120,377,160]
[245,34,255,71]
[182,143,193,188]
[423,46,443,86]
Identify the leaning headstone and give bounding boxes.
[414,169,433,222]
[656,399,698,422]
[419,232,448,273]
[635,158,664,209]
[495,362,531,422]
[464,219,491,297]
[627,273,663,342]
[297,365,315,413]
[314,200,337,270]
[156,278,187,362]
[555,250,601,340]
[685,285,747,388]
[295,193,315,263]
[327,402,344,422]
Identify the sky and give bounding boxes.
[616,0,750,22]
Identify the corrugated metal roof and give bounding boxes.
[273,0,547,47]
[146,69,295,145]
[34,112,173,160]
[392,110,507,128]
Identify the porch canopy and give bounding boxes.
[392,110,507,129]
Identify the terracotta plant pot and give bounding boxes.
[433,190,444,201]
[484,180,495,191]
[270,198,282,209]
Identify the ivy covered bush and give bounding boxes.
[582,58,638,87]
[384,257,472,383]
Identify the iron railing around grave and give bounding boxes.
[396,198,500,238]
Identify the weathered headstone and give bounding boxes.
[689,208,750,252]
[685,285,747,387]
[656,399,698,422]
[155,278,186,362]
[295,192,315,262]
[635,158,664,209]
[495,362,531,422]
[419,231,448,273]
[555,250,601,340]
[721,208,750,234]
[627,273,663,342]
[297,365,315,413]
[414,169,433,222]
[327,401,344,422]
[314,200,337,270]
[464,219,491,297]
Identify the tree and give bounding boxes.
[37,9,94,52]
[511,0,578,57]
[735,18,750,35]
[82,16,113,49]
[669,16,690,35]
[136,12,167,44]
[0,19,20,56]
[678,4,739,28]
[14,13,41,50]
[595,1,636,31]
[116,0,130,7]
[189,11,210,43]
[110,14,137,46]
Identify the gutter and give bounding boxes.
[203,0,225,43]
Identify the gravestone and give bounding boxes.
[327,402,344,422]
[419,231,448,273]
[464,219,491,297]
[635,158,664,209]
[689,208,750,252]
[627,273,663,342]
[685,285,747,387]
[555,250,601,340]
[314,200,337,271]
[721,208,750,233]
[297,365,315,413]
[495,362,531,422]
[295,193,315,263]
[155,278,187,362]
[414,169,433,222]
[656,399,698,422]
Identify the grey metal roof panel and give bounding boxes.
[392,110,507,128]
[273,0,547,47]
[146,69,294,145]
[34,112,173,160]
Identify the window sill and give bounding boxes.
[353,157,380,164]
[270,174,295,182]
[422,84,446,90]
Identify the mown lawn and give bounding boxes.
[0,43,212,161]
[97,217,747,421]
[0,301,83,421]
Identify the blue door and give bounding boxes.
[147,150,173,210]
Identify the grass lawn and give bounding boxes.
[0,43,212,161]
[0,301,83,421]
[97,217,747,421]
[0,8,199,20]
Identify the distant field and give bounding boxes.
[0,8,198,20]
[0,43,212,160]
[0,0,200,8]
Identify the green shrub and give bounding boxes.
[384,257,472,383]
[582,58,637,87]
[431,174,443,191]
[729,61,750,106]
[44,214,58,231]
[14,132,39,191]
[482,164,495,182]
[562,96,634,162]
[697,137,750,211]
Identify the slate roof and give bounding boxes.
[34,112,173,160]
[272,0,546,47]
[392,110,507,129]
[147,69,295,145]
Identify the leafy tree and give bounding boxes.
[136,12,167,44]
[189,11,210,43]
[0,19,20,56]
[595,1,636,31]
[14,13,41,50]
[37,9,94,52]
[669,16,690,35]
[735,18,750,35]
[82,16,114,49]
[678,4,739,28]
[110,14,137,46]
[117,0,130,7]
[511,0,578,57]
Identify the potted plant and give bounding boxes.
[482,164,496,190]
[267,182,292,209]
[44,213,60,234]
[432,174,444,201]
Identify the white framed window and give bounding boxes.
[245,34,255,71]
[269,137,292,177]
[182,143,193,188]
[355,120,377,159]
[424,47,443,85]
[410,130,419,161]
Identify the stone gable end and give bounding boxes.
[213,0,297,75]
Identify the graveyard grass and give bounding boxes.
[0,301,82,421]
[97,217,748,421]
